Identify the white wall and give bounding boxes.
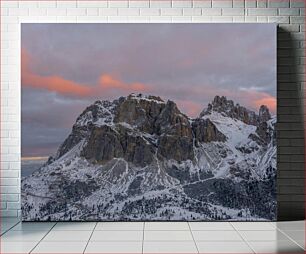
[1,0,305,218]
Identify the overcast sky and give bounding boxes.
[21,23,276,157]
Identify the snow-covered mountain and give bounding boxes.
[22,94,276,221]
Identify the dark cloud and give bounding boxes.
[22,24,276,157]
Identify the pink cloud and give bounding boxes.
[99,74,151,93]
[163,84,276,116]
[176,99,203,118]
[224,90,276,115]
[22,48,151,97]
[22,48,275,117]
[22,48,92,97]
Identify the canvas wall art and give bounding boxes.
[21,24,277,221]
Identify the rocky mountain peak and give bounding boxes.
[55,94,231,165]
[259,105,271,122]
[55,94,275,167]
[127,93,164,103]
[201,95,272,126]
[213,95,235,110]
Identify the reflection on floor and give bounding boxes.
[0,218,304,253]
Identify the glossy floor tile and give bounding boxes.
[0,219,304,253]
[0,241,37,253]
[248,240,305,253]
[189,222,234,231]
[32,241,87,253]
[42,230,92,242]
[143,241,198,253]
[0,219,20,234]
[11,222,55,231]
[85,241,143,253]
[52,222,96,231]
[282,230,305,241]
[231,221,276,231]
[145,222,190,231]
[1,230,48,242]
[238,230,291,241]
[96,221,143,231]
[192,230,243,241]
[281,230,305,249]
[90,230,143,241]
[276,221,305,231]
[196,241,253,253]
[144,230,194,241]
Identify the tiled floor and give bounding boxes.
[0,218,304,253]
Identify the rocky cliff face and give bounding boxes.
[22,94,276,221]
[57,94,228,165]
[259,105,271,122]
[192,118,227,144]
[200,95,271,125]
[201,95,274,146]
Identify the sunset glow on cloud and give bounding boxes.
[254,96,277,111]
[236,89,277,113]
[99,74,151,93]
[22,72,93,97]
[176,99,204,117]
[21,24,276,157]
[22,48,92,97]
[22,49,151,98]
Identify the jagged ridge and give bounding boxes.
[200,95,271,125]
[57,93,227,164]
[22,93,276,221]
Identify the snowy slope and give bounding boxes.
[201,112,276,180]
[22,94,276,221]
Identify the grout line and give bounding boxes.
[83,222,97,254]
[276,227,305,251]
[141,222,145,254]
[0,220,20,236]
[229,221,237,231]
[187,222,200,254]
[229,222,256,254]
[29,221,58,254]
[268,221,277,229]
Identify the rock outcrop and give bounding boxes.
[114,94,165,134]
[259,105,271,123]
[201,95,271,126]
[58,93,226,165]
[192,118,226,144]
[55,94,274,167]
[81,125,155,167]
[201,95,274,146]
